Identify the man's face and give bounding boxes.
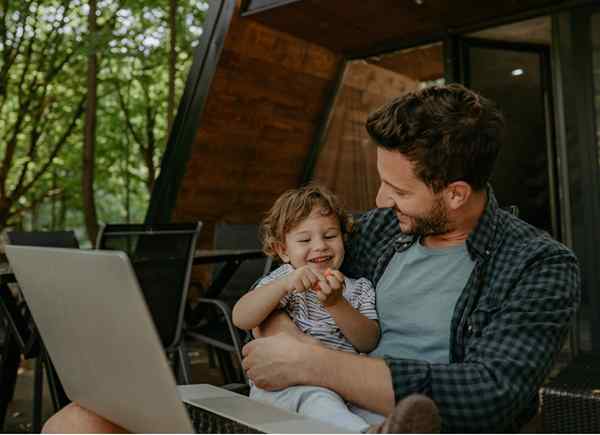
[376,148,450,236]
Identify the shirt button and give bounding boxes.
[467,324,473,334]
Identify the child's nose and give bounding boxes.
[313,238,328,250]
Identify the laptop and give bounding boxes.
[5,246,348,433]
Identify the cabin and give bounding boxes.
[147,0,600,358]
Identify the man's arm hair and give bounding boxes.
[243,332,396,415]
[306,345,396,414]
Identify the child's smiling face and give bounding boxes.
[277,207,345,272]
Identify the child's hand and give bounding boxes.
[284,265,321,293]
[314,269,345,307]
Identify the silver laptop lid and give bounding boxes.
[5,246,194,433]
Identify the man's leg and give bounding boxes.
[368,394,441,434]
[42,403,127,434]
[349,404,386,427]
[295,386,370,432]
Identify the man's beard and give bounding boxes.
[404,196,450,236]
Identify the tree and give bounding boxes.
[82,0,100,244]
[167,0,177,136]
[0,0,207,243]
[0,0,87,229]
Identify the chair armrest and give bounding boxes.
[0,280,40,358]
[196,297,232,315]
[190,297,247,383]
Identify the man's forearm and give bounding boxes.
[303,343,395,415]
[249,310,394,414]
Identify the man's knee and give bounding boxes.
[42,403,128,434]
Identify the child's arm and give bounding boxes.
[232,280,289,331]
[315,270,380,353]
[326,302,380,353]
[232,265,321,331]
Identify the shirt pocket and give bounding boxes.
[466,302,501,338]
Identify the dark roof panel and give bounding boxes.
[243,0,569,57]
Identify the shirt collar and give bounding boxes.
[465,185,501,261]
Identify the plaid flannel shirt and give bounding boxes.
[341,188,580,433]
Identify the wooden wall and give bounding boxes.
[172,0,342,231]
[171,1,341,287]
[366,43,444,83]
[312,61,419,213]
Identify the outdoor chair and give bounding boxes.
[1,230,78,432]
[540,351,600,432]
[96,222,201,385]
[185,223,272,389]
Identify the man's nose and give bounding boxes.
[376,185,392,208]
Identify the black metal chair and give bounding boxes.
[1,230,78,432]
[96,222,201,384]
[185,223,272,388]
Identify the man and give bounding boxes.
[43,84,579,433]
[242,84,580,432]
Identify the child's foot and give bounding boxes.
[367,394,441,433]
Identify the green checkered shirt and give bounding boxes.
[341,188,580,432]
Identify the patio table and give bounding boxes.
[187,249,265,325]
[192,249,265,298]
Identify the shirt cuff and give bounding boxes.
[382,355,432,402]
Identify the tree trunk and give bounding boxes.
[167,0,177,135]
[82,0,99,245]
[125,131,131,223]
[51,170,57,230]
[59,189,67,230]
[30,202,38,231]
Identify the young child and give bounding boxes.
[232,185,384,432]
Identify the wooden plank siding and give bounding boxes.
[366,43,444,83]
[172,0,342,263]
[173,3,341,225]
[312,61,420,213]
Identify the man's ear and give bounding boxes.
[443,181,472,210]
[274,242,290,263]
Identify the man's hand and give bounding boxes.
[314,269,345,307]
[242,333,315,390]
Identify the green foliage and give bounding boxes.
[0,0,208,245]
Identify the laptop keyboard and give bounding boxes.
[185,403,261,434]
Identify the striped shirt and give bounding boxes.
[256,264,378,353]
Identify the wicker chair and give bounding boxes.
[541,352,600,432]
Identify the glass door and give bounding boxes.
[459,38,560,240]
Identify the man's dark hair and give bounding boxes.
[365,84,505,192]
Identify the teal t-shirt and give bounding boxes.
[370,239,474,363]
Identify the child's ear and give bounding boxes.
[274,242,290,263]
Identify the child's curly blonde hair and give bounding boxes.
[260,184,353,260]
